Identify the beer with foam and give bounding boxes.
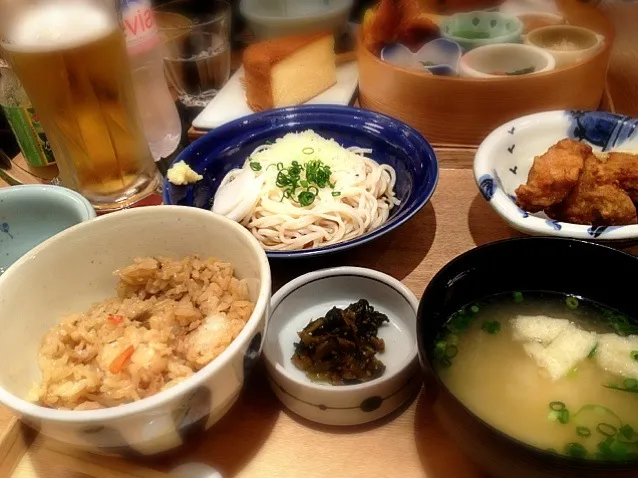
[0,1,159,210]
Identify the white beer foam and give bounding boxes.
[3,2,116,52]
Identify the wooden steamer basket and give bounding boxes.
[357,2,615,147]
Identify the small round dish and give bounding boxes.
[381,39,462,76]
[440,11,523,51]
[263,267,420,426]
[459,43,555,78]
[0,185,96,275]
[524,25,604,68]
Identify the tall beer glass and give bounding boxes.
[0,0,160,211]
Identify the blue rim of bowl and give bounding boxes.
[0,184,96,221]
[163,105,440,259]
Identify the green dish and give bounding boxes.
[441,11,523,51]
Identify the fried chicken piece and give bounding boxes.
[548,185,637,226]
[515,139,591,213]
[547,155,637,226]
[362,0,401,54]
[362,0,439,54]
[597,152,638,202]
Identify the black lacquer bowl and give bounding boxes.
[417,237,638,478]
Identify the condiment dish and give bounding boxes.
[264,267,420,426]
[0,206,271,456]
[474,110,638,241]
[381,39,462,76]
[0,185,96,276]
[440,11,523,51]
[459,43,555,78]
[417,237,638,478]
[524,25,604,68]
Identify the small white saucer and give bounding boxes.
[263,267,420,426]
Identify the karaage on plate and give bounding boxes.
[547,155,637,226]
[598,152,638,203]
[515,140,638,226]
[515,139,590,213]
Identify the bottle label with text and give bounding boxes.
[121,0,160,54]
[2,106,56,167]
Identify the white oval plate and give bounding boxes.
[474,110,638,241]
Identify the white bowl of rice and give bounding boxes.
[0,206,271,456]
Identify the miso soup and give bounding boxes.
[434,292,638,462]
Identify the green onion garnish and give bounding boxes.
[631,350,638,362]
[470,305,480,314]
[249,161,262,171]
[302,147,314,155]
[513,291,524,303]
[332,191,341,197]
[559,409,570,424]
[272,159,336,206]
[597,423,618,437]
[481,321,501,334]
[297,190,316,207]
[566,296,579,310]
[624,378,638,390]
[577,426,592,438]
[588,345,598,359]
[619,424,635,440]
[445,345,459,359]
[550,401,566,411]
[565,442,588,459]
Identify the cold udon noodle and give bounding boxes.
[212,131,400,251]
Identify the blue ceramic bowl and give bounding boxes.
[0,185,96,275]
[163,105,439,259]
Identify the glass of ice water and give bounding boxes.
[155,0,231,108]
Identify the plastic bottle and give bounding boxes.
[0,59,56,168]
[120,0,181,161]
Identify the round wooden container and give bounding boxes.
[357,1,615,146]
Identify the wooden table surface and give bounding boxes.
[1,166,637,478]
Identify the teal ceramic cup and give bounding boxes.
[0,185,95,275]
[441,11,524,51]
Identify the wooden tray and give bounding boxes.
[1,166,637,478]
[186,86,616,145]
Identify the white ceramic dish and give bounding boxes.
[524,25,604,68]
[474,110,638,241]
[239,0,353,41]
[264,267,420,426]
[0,206,271,455]
[381,39,463,76]
[459,43,555,78]
[192,62,359,130]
